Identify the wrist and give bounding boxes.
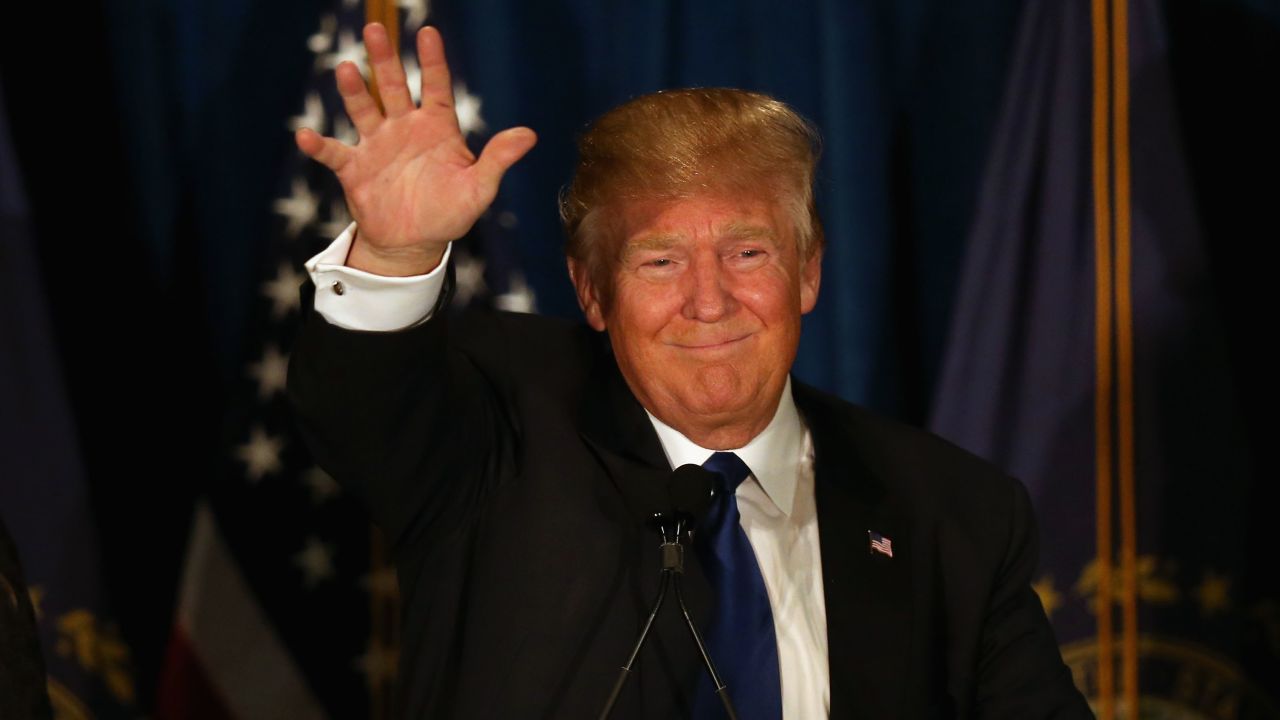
[346,229,447,277]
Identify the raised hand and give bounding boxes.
[295,23,537,276]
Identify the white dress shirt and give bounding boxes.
[303,225,831,719]
[304,223,452,331]
[646,384,830,719]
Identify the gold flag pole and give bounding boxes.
[1090,0,1116,714]
[365,0,401,114]
[1092,0,1140,716]
[1111,0,1140,713]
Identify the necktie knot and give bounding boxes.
[701,451,752,496]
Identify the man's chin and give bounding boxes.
[658,394,773,449]
[668,377,771,425]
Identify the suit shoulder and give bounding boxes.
[453,307,585,346]
[795,382,1024,515]
[453,308,594,357]
[449,309,606,389]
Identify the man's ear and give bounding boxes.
[799,247,822,315]
[567,258,607,331]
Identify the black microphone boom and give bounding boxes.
[597,567,671,719]
[666,464,738,719]
[599,464,739,720]
[598,509,686,719]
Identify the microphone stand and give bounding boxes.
[673,573,739,720]
[597,517,682,720]
[598,517,739,720]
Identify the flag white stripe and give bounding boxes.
[176,502,328,720]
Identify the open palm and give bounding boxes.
[295,23,536,275]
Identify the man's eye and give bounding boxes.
[740,249,763,258]
[649,258,672,267]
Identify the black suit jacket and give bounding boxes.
[287,278,1092,719]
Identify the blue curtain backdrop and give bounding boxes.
[89,0,1024,412]
[3,0,1275,714]
[392,0,1024,416]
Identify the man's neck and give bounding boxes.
[645,376,805,516]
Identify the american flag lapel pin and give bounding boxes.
[868,530,894,558]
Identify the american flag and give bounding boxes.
[155,2,532,717]
[868,530,893,559]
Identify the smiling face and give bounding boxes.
[570,193,822,449]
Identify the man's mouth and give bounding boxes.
[671,333,752,351]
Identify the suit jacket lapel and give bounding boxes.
[796,382,913,720]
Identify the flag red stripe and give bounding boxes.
[154,627,234,720]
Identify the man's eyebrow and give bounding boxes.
[621,234,682,258]
[720,222,779,243]
[621,223,778,260]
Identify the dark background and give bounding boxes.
[2,0,1276,714]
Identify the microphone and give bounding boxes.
[598,464,713,720]
[653,464,715,572]
[668,464,715,526]
[599,465,740,720]
[666,465,739,720]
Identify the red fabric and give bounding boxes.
[153,628,234,720]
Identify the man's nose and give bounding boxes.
[682,253,735,322]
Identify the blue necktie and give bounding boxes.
[691,452,782,720]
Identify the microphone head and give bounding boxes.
[668,464,716,525]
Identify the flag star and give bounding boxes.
[303,466,342,504]
[453,251,486,306]
[247,344,289,400]
[236,425,285,482]
[453,83,486,137]
[495,273,537,314]
[293,537,337,588]
[263,263,304,319]
[318,198,353,240]
[288,91,326,134]
[333,114,358,148]
[398,0,429,31]
[307,13,337,56]
[361,566,399,599]
[342,0,358,7]
[497,210,518,230]
[403,54,422,105]
[353,643,398,689]
[274,178,320,238]
[320,29,366,74]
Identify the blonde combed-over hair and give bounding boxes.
[559,88,823,302]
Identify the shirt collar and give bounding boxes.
[644,376,804,516]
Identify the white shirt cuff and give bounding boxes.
[303,222,453,332]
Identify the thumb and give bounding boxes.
[472,127,538,198]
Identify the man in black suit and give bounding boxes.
[287,22,1092,719]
